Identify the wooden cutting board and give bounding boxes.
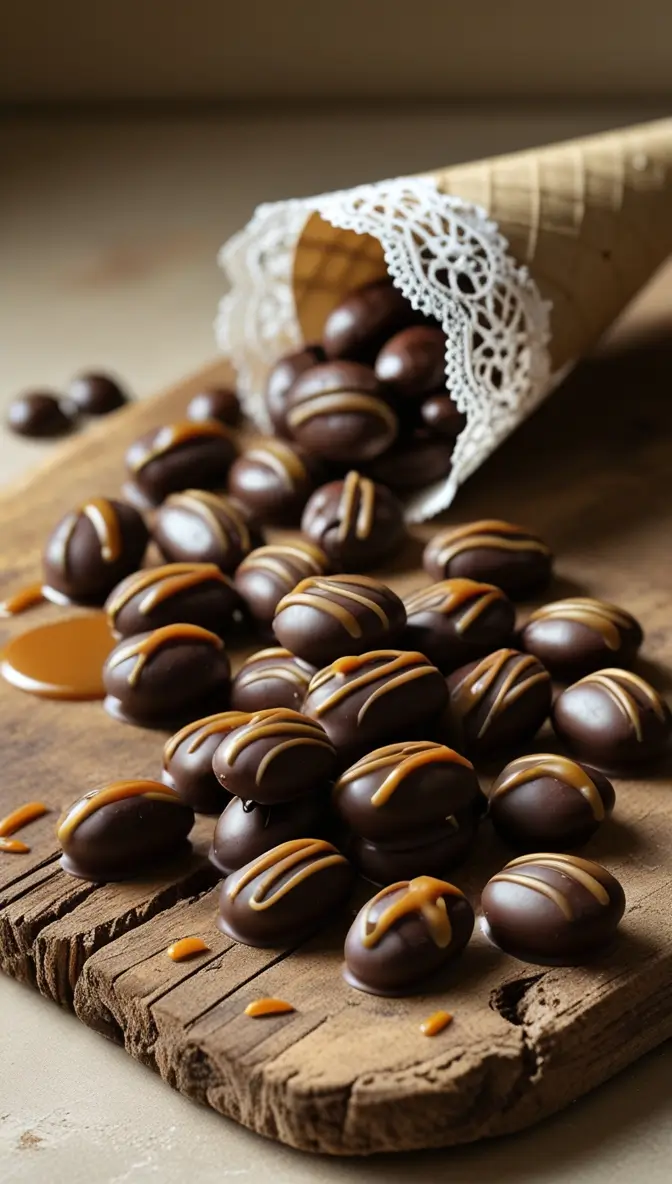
[1,330,672,1157]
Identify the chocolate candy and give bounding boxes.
[103,623,231,727]
[334,741,482,843]
[301,471,405,570]
[68,372,128,416]
[124,420,237,508]
[42,497,149,604]
[234,540,329,629]
[420,394,466,439]
[218,838,353,946]
[186,387,241,427]
[351,823,478,885]
[322,280,420,363]
[287,362,398,463]
[303,650,448,765]
[552,669,671,768]
[447,648,552,757]
[424,520,553,598]
[481,853,625,964]
[403,579,515,672]
[105,562,239,638]
[227,438,319,525]
[231,648,316,714]
[212,707,337,804]
[273,574,406,668]
[265,344,326,437]
[343,875,474,995]
[365,433,454,490]
[210,794,329,875]
[58,779,194,881]
[521,597,643,679]
[162,711,249,814]
[489,754,616,852]
[375,326,446,397]
[7,390,77,438]
[152,490,257,574]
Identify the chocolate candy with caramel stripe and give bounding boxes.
[153,490,258,574]
[552,668,671,768]
[212,707,337,804]
[265,343,326,437]
[124,419,238,507]
[42,497,149,604]
[234,540,329,629]
[228,438,321,525]
[403,579,515,672]
[162,711,249,814]
[287,361,398,463]
[489,754,615,851]
[301,471,405,570]
[210,794,330,875]
[446,648,552,757]
[273,573,406,668]
[231,649,317,714]
[521,597,643,679]
[105,562,239,638]
[424,519,552,598]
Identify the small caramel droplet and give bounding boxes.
[0,582,45,617]
[0,837,30,854]
[0,801,49,838]
[244,998,295,1018]
[419,1010,453,1037]
[166,937,210,961]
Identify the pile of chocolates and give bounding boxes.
[7,372,130,440]
[5,276,672,1004]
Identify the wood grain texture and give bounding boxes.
[1,330,672,1154]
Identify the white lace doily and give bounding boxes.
[217,177,552,521]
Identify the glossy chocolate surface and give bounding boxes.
[103,623,231,727]
[125,420,237,506]
[105,562,239,638]
[228,438,319,525]
[273,574,406,668]
[423,519,553,598]
[218,838,353,946]
[322,280,421,363]
[521,597,643,678]
[351,821,478,886]
[287,361,398,463]
[186,387,241,427]
[420,393,467,438]
[303,650,448,766]
[7,390,76,438]
[552,668,672,768]
[265,344,326,437]
[403,578,515,672]
[68,372,128,415]
[231,648,317,714]
[300,471,405,570]
[212,707,337,804]
[153,490,258,573]
[343,875,474,995]
[58,780,194,881]
[364,433,454,490]
[446,648,552,756]
[42,497,148,604]
[210,793,330,875]
[375,326,447,397]
[162,711,249,814]
[481,853,625,964]
[234,540,329,628]
[489,754,615,851]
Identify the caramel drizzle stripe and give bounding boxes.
[433,525,550,566]
[163,711,249,761]
[226,839,346,908]
[496,852,612,908]
[167,491,251,553]
[107,563,227,620]
[311,654,432,718]
[58,780,182,843]
[223,717,332,769]
[288,392,397,432]
[0,837,30,854]
[361,875,462,950]
[527,599,635,649]
[83,498,123,562]
[490,871,574,920]
[574,670,667,737]
[244,441,307,490]
[368,747,472,806]
[451,650,549,739]
[337,471,375,542]
[358,667,441,725]
[491,754,604,821]
[0,582,45,616]
[477,669,550,739]
[276,578,390,637]
[0,801,49,838]
[255,736,334,786]
[108,623,224,688]
[405,579,504,635]
[237,664,312,690]
[336,741,441,784]
[130,420,235,474]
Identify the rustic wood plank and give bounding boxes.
[2,324,672,1153]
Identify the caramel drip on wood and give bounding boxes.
[58,780,182,843]
[130,420,235,473]
[222,709,333,786]
[451,649,549,739]
[166,490,251,552]
[309,651,438,722]
[288,392,397,432]
[527,598,635,649]
[405,579,504,635]
[166,937,210,961]
[108,623,223,687]
[573,669,667,741]
[237,543,326,588]
[361,875,461,950]
[432,520,550,567]
[237,651,313,690]
[0,837,30,854]
[0,582,45,617]
[244,440,307,489]
[244,998,295,1017]
[276,576,390,638]
[227,838,346,909]
[336,742,472,807]
[0,802,49,837]
[492,853,612,920]
[420,1010,453,1036]
[163,711,250,762]
[106,562,228,622]
[337,471,376,541]
[491,754,605,820]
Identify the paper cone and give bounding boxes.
[293,118,672,369]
